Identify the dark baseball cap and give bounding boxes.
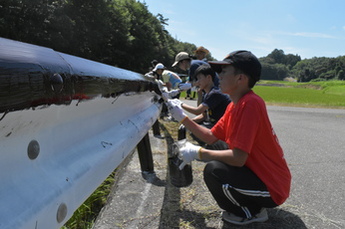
[208,50,261,82]
[189,60,209,81]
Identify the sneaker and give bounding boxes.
[222,208,268,225]
[166,116,178,122]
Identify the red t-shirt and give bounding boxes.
[211,90,291,205]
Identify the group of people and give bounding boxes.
[145,46,211,98]
[148,47,292,226]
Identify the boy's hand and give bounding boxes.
[169,89,180,97]
[178,83,192,91]
[178,142,202,170]
[161,89,180,100]
[167,99,186,122]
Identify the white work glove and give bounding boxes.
[160,87,170,101]
[169,89,180,97]
[157,80,165,88]
[178,141,202,170]
[162,89,180,100]
[167,99,186,122]
[169,98,183,107]
[178,83,192,91]
[161,92,170,101]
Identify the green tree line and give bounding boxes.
[0,0,344,81]
[260,49,345,82]
[0,0,214,74]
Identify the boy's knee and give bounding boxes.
[204,161,223,179]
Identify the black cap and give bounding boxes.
[208,50,261,82]
[189,61,210,81]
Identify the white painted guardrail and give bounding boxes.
[0,38,161,229]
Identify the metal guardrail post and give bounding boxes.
[137,133,155,179]
[152,120,161,136]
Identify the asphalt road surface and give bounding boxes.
[267,106,345,228]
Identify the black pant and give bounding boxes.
[203,161,278,218]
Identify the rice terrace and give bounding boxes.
[254,80,345,108]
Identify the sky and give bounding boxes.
[139,0,345,60]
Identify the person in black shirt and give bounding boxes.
[173,64,231,149]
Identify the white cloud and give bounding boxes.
[287,32,336,39]
[249,36,276,45]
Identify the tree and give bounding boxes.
[267,49,286,64]
[260,49,293,80]
[285,54,301,69]
[337,70,345,80]
[261,62,288,80]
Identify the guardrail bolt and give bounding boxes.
[56,203,68,223]
[27,140,40,160]
[50,73,64,92]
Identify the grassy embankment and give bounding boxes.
[61,172,116,229]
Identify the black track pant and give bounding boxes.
[203,161,278,218]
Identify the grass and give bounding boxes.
[254,80,345,108]
[253,85,345,107]
[61,171,116,229]
[323,85,345,96]
[180,80,345,108]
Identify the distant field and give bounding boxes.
[180,80,345,108]
[254,80,345,108]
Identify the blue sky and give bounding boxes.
[139,0,345,60]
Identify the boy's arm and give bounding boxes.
[181,102,207,116]
[180,118,248,167]
[181,116,218,144]
[170,100,248,167]
[192,113,205,123]
[199,147,248,167]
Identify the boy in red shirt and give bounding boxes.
[167,50,291,225]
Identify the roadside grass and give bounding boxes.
[61,172,116,229]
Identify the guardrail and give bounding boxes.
[0,37,161,229]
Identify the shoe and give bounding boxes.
[166,116,178,122]
[222,208,268,225]
[153,134,164,139]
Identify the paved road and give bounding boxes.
[267,106,345,228]
[93,103,345,228]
